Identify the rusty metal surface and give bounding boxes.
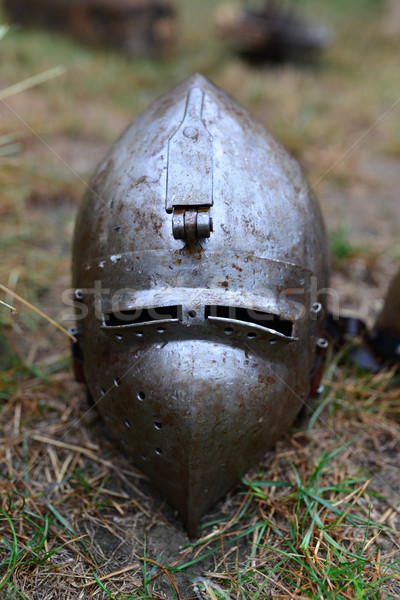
[370,267,400,360]
[4,0,176,57]
[375,268,400,337]
[72,74,329,536]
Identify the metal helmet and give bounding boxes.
[72,73,329,536]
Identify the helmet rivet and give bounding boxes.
[247,332,257,339]
[311,302,323,319]
[224,327,234,335]
[115,334,123,342]
[188,310,196,318]
[155,447,163,455]
[154,421,162,430]
[125,420,131,428]
[183,126,198,139]
[317,338,329,349]
[137,391,145,401]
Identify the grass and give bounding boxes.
[2,360,399,598]
[328,226,366,269]
[1,0,400,598]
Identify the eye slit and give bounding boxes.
[103,305,182,327]
[205,306,293,337]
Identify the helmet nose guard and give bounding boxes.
[72,73,329,536]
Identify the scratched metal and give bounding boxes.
[72,74,329,536]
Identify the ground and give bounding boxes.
[1,1,400,599]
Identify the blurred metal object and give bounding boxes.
[325,268,400,370]
[215,1,334,59]
[370,268,400,360]
[72,74,329,536]
[3,0,176,57]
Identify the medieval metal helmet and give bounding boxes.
[72,73,329,537]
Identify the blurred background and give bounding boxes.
[1,0,399,342]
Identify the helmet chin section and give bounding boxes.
[87,339,307,536]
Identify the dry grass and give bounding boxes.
[1,359,400,598]
[1,0,400,598]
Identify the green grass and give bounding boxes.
[115,434,399,599]
[1,355,400,599]
[328,226,366,268]
[0,495,78,598]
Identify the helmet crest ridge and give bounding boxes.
[167,85,213,240]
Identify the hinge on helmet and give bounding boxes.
[166,86,213,240]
